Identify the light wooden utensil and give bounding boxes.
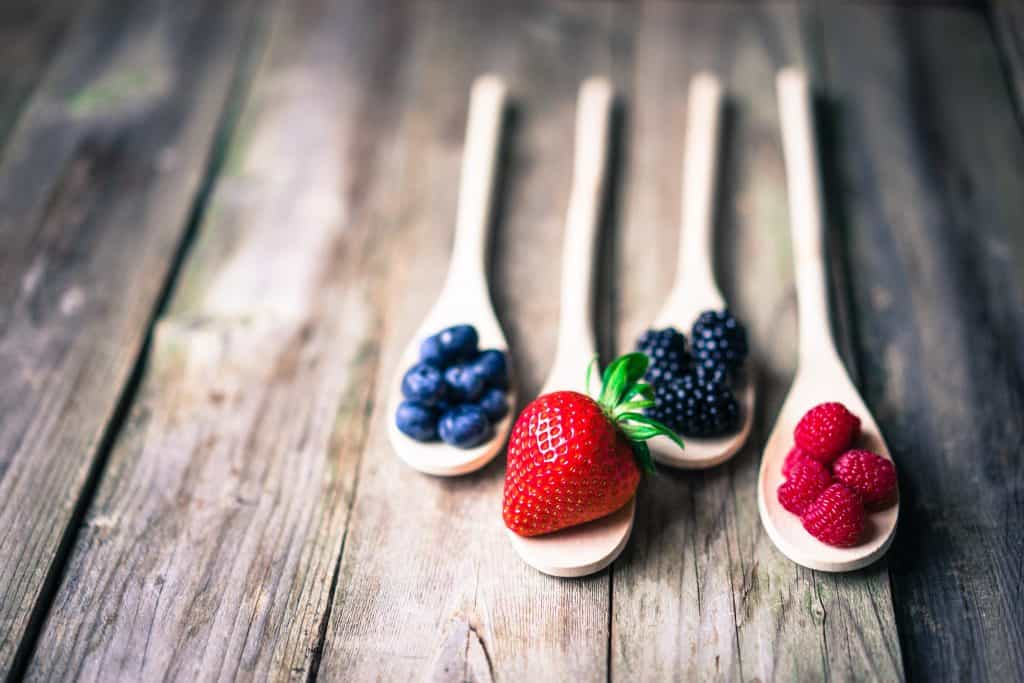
[386,75,516,476]
[506,77,633,577]
[757,68,898,572]
[647,72,755,469]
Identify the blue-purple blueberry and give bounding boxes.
[438,405,492,448]
[401,363,446,405]
[444,363,485,402]
[473,349,508,388]
[478,388,508,421]
[421,325,479,367]
[395,401,439,441]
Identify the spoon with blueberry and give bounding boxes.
[634,74,755,469]
[387,76,516,476]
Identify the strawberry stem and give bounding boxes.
[589,352,684,470]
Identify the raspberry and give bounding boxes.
[793,402,860,462]
[777,458,833,515]
[801,483,865,547]
[832,449,897,509]
[782,445,812,478]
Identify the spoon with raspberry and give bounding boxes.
[757,69,899,572]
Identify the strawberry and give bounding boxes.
[502,353,683,537]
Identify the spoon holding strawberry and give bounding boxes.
[504,353,682,576]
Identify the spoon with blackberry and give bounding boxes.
[387,76,516,476]
[638,73,755,469]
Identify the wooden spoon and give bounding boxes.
[647,73,755,469]
[757,68,898,572]
[386,75,515,477]
[506,78,633,577]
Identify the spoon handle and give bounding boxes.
[546,78,614,393]
[446,75,507,292]
[674,73,725,309]
[777,69,839,364]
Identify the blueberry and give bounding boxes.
[438,405,492,448]
[472,349,508,388]
[478,388,508,421]
[419,335,449,367]
[395,401,439,441]
[421,325,479,367]
[444,363,485,402]
[401,363,446,405]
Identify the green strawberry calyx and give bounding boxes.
[585,352,684,474]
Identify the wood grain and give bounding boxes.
[22,0,413,680]
[0,0,80,150]
[317,2,624,680]
[0,0,258,677]
[819,4,1024,680]
[991,0,1024,120]
[608,3,903,680]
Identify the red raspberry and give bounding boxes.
[777,458,833,515]
[793,402,861,463]
[782,445,812,478]
[832,449,897,509]
[801,483,865,547]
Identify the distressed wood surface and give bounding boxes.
[0,0,258,677]
[819,5,1024,681]
[610,4,902,681]
[0,0,78,149]
[1,1,1022,681]
[991,0,1024,119]
[23,0,407,680]
[318,2,623,680]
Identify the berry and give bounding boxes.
[691,309,748,374]
[782,446,812,478]
[401,363,446,406]
[478,388,509,421]
[420,324,478,367]
[777,458,833,515]
[503,353,682,537]
[635,327,690,386]
[801,483,866,547]
[444,364,485,402]
[473,349,508,388]
[646,366,739,438]
[794,402,861,462]
[832,449,897,509]
[395,401,439,441]
[438,405,491,448]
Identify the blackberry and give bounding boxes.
[691,309,748,374]
[646,366,740,438]
[636,327,691,386]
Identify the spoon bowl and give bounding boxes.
[387,76,515,477]
[758,362,897,572]
[757,68,898,572]
[646,73,755,469]
[387,300,515,476]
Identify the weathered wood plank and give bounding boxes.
[0,0,258,676]
[0,0,78,149]
[317,2,625,680]
[991,0,1024,121]
[22,0,415,681]
[820,5,1024,681]
[609,3,904,680]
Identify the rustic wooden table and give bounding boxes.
[2,1,1023,681]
